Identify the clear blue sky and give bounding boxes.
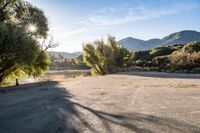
[28,0,200,52]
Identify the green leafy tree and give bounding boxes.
[0,23,49,84]
[83,36,132,75]
[0,0,26,23]
[19,5,49,38]
[0,0,49,38]
[0,0,55,85]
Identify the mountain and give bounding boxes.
[162,30,200,45]
[118,30,200,50]
[118,37,146,50]
[48,51,82,58]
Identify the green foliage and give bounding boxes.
[152,56,170,69]
[132,45,183,65]
[169,52,200,72]
[0,69,25,86]
[0,0,26,23]
[0,0,51,86]
[76,54,90,69]
[181,42,200,53]
[132,50,151,61]
[0,23,49,85]
[83,43,105,75]
[19,5,49,38]
[49,54,89,70]
[131,41,200,73]
[83,36,132,75]
[168,42,200,72]
[150,46,177,58]
[24,52,50,77]
[0,0,48,38]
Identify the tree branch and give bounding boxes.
[0,0,11,12]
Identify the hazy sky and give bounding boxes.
[28,0,200,52]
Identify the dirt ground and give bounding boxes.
[0,72,200,133]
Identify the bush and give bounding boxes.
[150,46,176,58]
[129,42,200,73]
[83,36,132,75]
[152,56,170,68]
[169,52,200,72]
[132,50,151,61]
[181,42,200,53]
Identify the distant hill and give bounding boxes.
[118,30,200,50]
[48,51,82,58]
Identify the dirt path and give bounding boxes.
[0,72,200,133]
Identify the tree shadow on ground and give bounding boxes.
[117,71,200,79]
[0,81,60,94]
[0,81,200,133]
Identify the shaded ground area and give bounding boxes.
[0,72,200,133]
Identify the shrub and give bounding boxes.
[150,46,176,58]
[132,50,151,61]
[152,55,170,68]
[169,52,200,72]
[83,36,132,75]
[181,42,200,53]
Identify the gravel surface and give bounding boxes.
[0,72,200,133]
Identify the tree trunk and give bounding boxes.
[0,74,6,84]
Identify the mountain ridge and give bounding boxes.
[118,30,200,50]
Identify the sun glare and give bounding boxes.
[28,24,37,33]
